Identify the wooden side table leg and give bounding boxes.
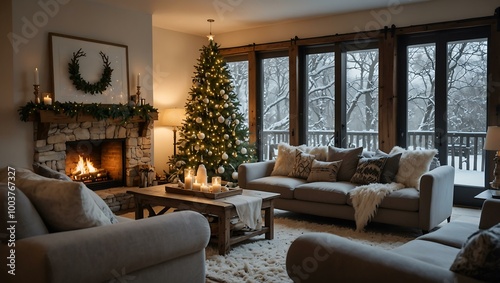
[265,202,274,240]
[134,197,144,220]
[218,212,231,255]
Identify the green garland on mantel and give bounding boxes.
[18,101,158,123]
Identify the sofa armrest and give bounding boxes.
[238,161,275,189]
[418,165,455,231]
[479,198,500,229]
[3,210,210,283]
[286,233,479,283]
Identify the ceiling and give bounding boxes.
[91,0,429,36]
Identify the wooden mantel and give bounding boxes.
[30,110,158,139]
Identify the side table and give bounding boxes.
[474,189,500,200]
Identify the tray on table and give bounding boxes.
[164,184,242,199]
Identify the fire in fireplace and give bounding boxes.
[65,139,125,190]
[71,155,110,183]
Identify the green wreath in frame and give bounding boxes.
[68,48,113,94]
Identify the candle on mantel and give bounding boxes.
[137,73,141,87]
[34,68,39,85]
[43,95,52,105]
[192,179,201,191]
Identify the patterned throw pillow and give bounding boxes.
[450,223,500,282]
[307,160,343,182]
[350,157,388,185]
[374,150,402,183]
[289,150,315,179]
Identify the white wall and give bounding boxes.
[0,0,152,169]
[152,27,206,174]
[216,0,500,47]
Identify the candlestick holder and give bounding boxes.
[33,84,40,103]
[135,86,141,105]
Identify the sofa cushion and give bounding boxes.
[289,149,315,179]
[393,239,460,269]
[417,221,478,249]
[389,146,437,189]
[306,160,342,182]
[327,146,363,182]
[247,176,306,199]
[350,157,387,185]
[450,223,500,282]
[294,182,356,205]
[0,168,113,232]
[0,183,49,242]
[374,150,402,183]
[345,187,419,212]
[32,162,72,181]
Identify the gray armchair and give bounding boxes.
[0,183,210,283]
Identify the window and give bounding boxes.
[305,48,335,146]
[398,27,489,199]
[345,47,379,151]
[226,58,249,125]
[260,53,289,160]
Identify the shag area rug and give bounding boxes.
[205,211,422,283]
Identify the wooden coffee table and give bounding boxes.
[127,185,280,255]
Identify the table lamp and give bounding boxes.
[484,126,500,190]
[161,108,185,156]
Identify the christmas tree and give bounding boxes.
[169,40,256,182]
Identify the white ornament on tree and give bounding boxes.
[217,166,225,174]
[235,140,241,145]
[223,94,229,100]
[197,132,205,140]
[232,172,238,180]
[218,116,225,123]
[208,150,213,156]
[196,117,202,123]
[224,103,228,108]
[222,152,229,160]
[224,134,229,140]
[220,89,225,95]
[203,98,209,104]
[231,114,236,119]
[194,144,200,151]
[241,148,247,154]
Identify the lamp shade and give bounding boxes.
[484,126,500,150]
[161,108,185,127]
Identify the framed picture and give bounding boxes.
[49,33,129,104]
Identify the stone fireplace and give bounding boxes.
[33,118,153,189]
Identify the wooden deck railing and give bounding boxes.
[261,130,486,171]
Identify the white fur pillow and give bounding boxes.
[389,146,438,189]
[271,143,298,176]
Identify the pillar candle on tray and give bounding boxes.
[193,179,201,191]
[200,183,209,192]
[184,169,194,190]
[196,164,208,185]
[211,176,221,193]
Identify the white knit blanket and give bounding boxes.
[222,195,263,230]
[350,182,404,231]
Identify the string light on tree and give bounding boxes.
[168,27,256,181]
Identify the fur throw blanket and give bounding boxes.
[350,183,404,231]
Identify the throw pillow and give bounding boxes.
[289,149,315,179]
[0,167,113,232]
[327,146,363,181]
[350,157,388,185]
[389,146,438,189]
[271,143,298,176]
[306,160,343,182]
[374,150,402,183]
[450,223,500,282]
[32,163,72,181]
